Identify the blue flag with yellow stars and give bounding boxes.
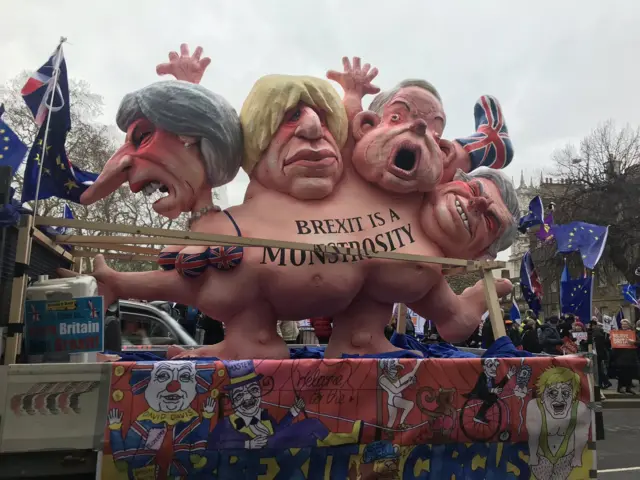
[551,221,609,270]
[21,123,98,203]
[0,104,28,175]
[560,270,593,323]
[518,196,544,233]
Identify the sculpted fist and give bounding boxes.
[107,408,123,426]
[57,254,119,309]
[156,43,212,84]
[327,56,380,97]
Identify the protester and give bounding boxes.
[521,319,542,353]
[310,317,332,344]
[538,315,564,354]
[588,319,612,389]
[278,320,300,344]
[505,318,522,348]
[572,321,588,352]
[613,319,639,395]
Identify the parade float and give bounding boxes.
[0,42,599,479]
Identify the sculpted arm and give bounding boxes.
[327,57,380,122]
[58,255,199,307]
[408,275,512,343]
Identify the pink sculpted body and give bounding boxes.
[71,45,517,360]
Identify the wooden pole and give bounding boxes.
[482,268,506,339]
[37,217,506,272]
[3,215,34,365]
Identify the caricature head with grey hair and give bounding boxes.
[350,79,446,194]
[80,81,242,219]
[421,167,519,259]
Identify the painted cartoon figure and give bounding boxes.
[107,361,215,479]
[361,441,401,480]
[208,360,361,451]
[378,359,419,431]
[465,358,516,425]
[526,367,590,480]
[514,363,533,434]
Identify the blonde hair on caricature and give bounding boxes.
[535,367,581,400]
[239,75,348,175]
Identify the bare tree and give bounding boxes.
[534,121,640,284]
[2,73,196,272]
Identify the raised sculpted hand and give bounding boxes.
[327,56,380,98]
[156,43,212,84]
[460,278,512,329]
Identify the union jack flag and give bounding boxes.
[88,300,98,319]
[157,250,179,271]
[30,304,40,322]
[209,245,243,271]
[455,95,513,170]
[21,44,70,129]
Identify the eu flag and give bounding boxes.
[20,45,98,204]
[551,221,609,270]
[560,270,593,323]
[0,104,28,175]
[21,124,98,203]
[520,251,542,315]
[21,44,71,130]
[518,196,544,233]
[622,284,639,308]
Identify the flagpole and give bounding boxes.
[32,36,67,217]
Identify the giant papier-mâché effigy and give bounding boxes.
[77,44,520,360]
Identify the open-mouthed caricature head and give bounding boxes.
[536,367,580,420]
[422,167,519,260]
[240,75,348,201]
[80,81,243,219]
[350,79,446,194]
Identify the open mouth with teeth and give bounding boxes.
[454,198,471,233]
[241,398,259,410]
[131,180,173,206]
[551,402,567,415]
[162,394,183,402]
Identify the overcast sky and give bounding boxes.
[3,0,639,211]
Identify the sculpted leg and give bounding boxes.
[172,301,288,360]
[324,299,402,358]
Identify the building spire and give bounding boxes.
[519,170,526,189]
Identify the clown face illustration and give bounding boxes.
[542,380,573,420]
[230,381,262,418]
[144,361,198,412]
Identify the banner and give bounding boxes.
[610,330,637,349]
[101,356,595,479]
[24,296,104,355]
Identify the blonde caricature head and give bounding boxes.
[535,366,581,400]
[240,74,348,175]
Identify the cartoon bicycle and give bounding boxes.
[459,358,515,442]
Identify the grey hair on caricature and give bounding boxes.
[455,167,520,258]
[116,80,243,188]
[369,79,443,121]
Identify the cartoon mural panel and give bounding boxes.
[101,356,595,479]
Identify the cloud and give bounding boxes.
[3,0,639,209]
